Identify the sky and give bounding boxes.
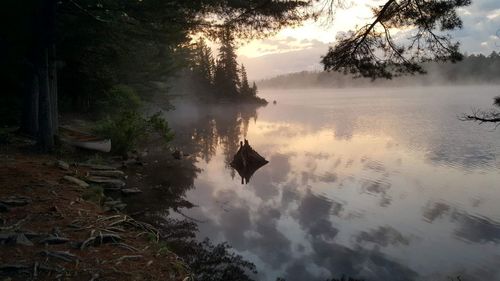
[233,0,500,80]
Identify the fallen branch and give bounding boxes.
[40,250,80,262]
[0,215,31,231]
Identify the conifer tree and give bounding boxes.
[240,65,251,96]
[251,82,258,96]
[192,38,215,89]
[214,29,240,97]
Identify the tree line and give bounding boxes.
[0,0,311,151]
[259,51,500,89]
[0,0,481,146]
[188,34,262,103]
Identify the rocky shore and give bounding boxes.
[0,144,190,281]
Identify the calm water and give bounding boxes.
[135,86,500,281]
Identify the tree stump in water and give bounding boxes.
[230,139,268,184]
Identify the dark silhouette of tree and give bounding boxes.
[461,97,500,124]
[1,0,314,150]
[259,51,500,88]
[214,29,241,97]
[321,0,471,79]
[251,82,258,96]
[240,64,252,96]
[192,38,215,91]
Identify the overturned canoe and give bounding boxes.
[59,126,111,153]
[230,140,268,184]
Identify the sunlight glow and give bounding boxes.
[237,0,377,58]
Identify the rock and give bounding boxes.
[122,159,143,167]
[63,176,89,188]
[172,150,181,160]
[78,163,116,170]
[0,203,10,212]
[89,170,125,178]
[86,176,125,188]
[0,233,34,246]
[103,199,127,211]
[39,235,70,245]
[0,196,31,207]
[121,188,142,195]
[0,233,15,243]
[15,234,33,246]
[57,160,70,170]
[0,264,30,272]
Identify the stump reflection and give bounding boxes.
[230,140,269,184]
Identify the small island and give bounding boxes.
[184,31,267,105]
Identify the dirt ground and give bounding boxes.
[0,145,190,281]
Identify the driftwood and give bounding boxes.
[230,140,268,184]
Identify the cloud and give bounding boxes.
[239,40,328,80]
[247,207,292,269]
[361,178,392,207]
[309,238,419,281]
[422,201,451,223]
[239,0,500,79]
[293,189,343,240]
[451,211,500,244]
[355,226,412,247]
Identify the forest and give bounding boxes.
[259,52,500,89]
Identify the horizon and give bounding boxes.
[228,0,500,80]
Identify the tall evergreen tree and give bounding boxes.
[214,29,240,97]
[251,82,258,97]
[239,64,251,96]
[192,38,215,89]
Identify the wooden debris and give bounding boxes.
[40,250,79,262]
[0,196,32,206]
[0,263,30,272]
[39,235,70,245]
[0,216,31,231]
[80,233,122,250]
[115,255,143,264]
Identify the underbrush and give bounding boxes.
[93,85,174,155]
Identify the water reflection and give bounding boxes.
[129,87,500,281]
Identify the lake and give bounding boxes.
[131,86,500,281]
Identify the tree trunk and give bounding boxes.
[49,44,58,135]
[35,0,57,151]
[38,48,54,151]
[21,65,39,136]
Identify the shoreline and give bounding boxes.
[0,141,191,280]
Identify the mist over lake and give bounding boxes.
[138,85,500,281]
